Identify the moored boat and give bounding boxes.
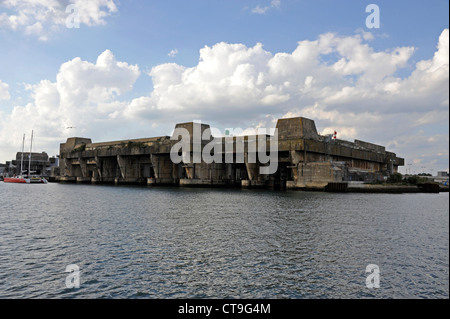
[3,175,47,184]
[3,176,30,184]
[29,176,48,184]
[3,130,47,185]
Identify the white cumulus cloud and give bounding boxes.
[123,30,448,128]
[252,0,281,14]
[0,79,10,100]
[0,50,139,159]
[0,0,117,40]
[168,49,179,58]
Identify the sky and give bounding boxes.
[0,0,448,175]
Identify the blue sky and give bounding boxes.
[0,0,448,174]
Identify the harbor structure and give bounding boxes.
[56,117,404,189]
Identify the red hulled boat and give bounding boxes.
[3,176,30,184]
[2,131,47,185]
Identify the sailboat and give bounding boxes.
[3,131,47,184]
[3,134,29,183]
[27,130,48,184]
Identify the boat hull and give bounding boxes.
[3,177,30,184]
[3,175,47,184]
[29,178,48,184]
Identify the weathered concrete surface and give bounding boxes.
[57,117,405,189]
[276,117,319,140]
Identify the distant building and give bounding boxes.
[435,171,449,186]
[2,152,58,177]
[437,171,449,178]
[48,156,60,177]
[419,171,450,185]
[0,163,6,177]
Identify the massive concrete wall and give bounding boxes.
[57,117,404,188]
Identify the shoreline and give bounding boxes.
[36,178,450,194]
[298,182,448,194]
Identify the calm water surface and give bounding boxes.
[0,182,448,299]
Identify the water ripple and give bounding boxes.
[0,183,448,299]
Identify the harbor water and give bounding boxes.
[0,182,448,299]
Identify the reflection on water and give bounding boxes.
[0,182,448,298]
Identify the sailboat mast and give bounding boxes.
[20,134,25,175]
[28,130,33,177]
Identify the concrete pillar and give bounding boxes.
[226,163,233,180]
[95,156,102,180]
[79,158,88,178]
[150,154,175,184]
[184,164,194,179]
[244,153,259,181]
[289,150,301,182]
[61,158,69,176]
[117,155,125,179]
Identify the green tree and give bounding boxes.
[406,175,428,185]
[387,172,403,183]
